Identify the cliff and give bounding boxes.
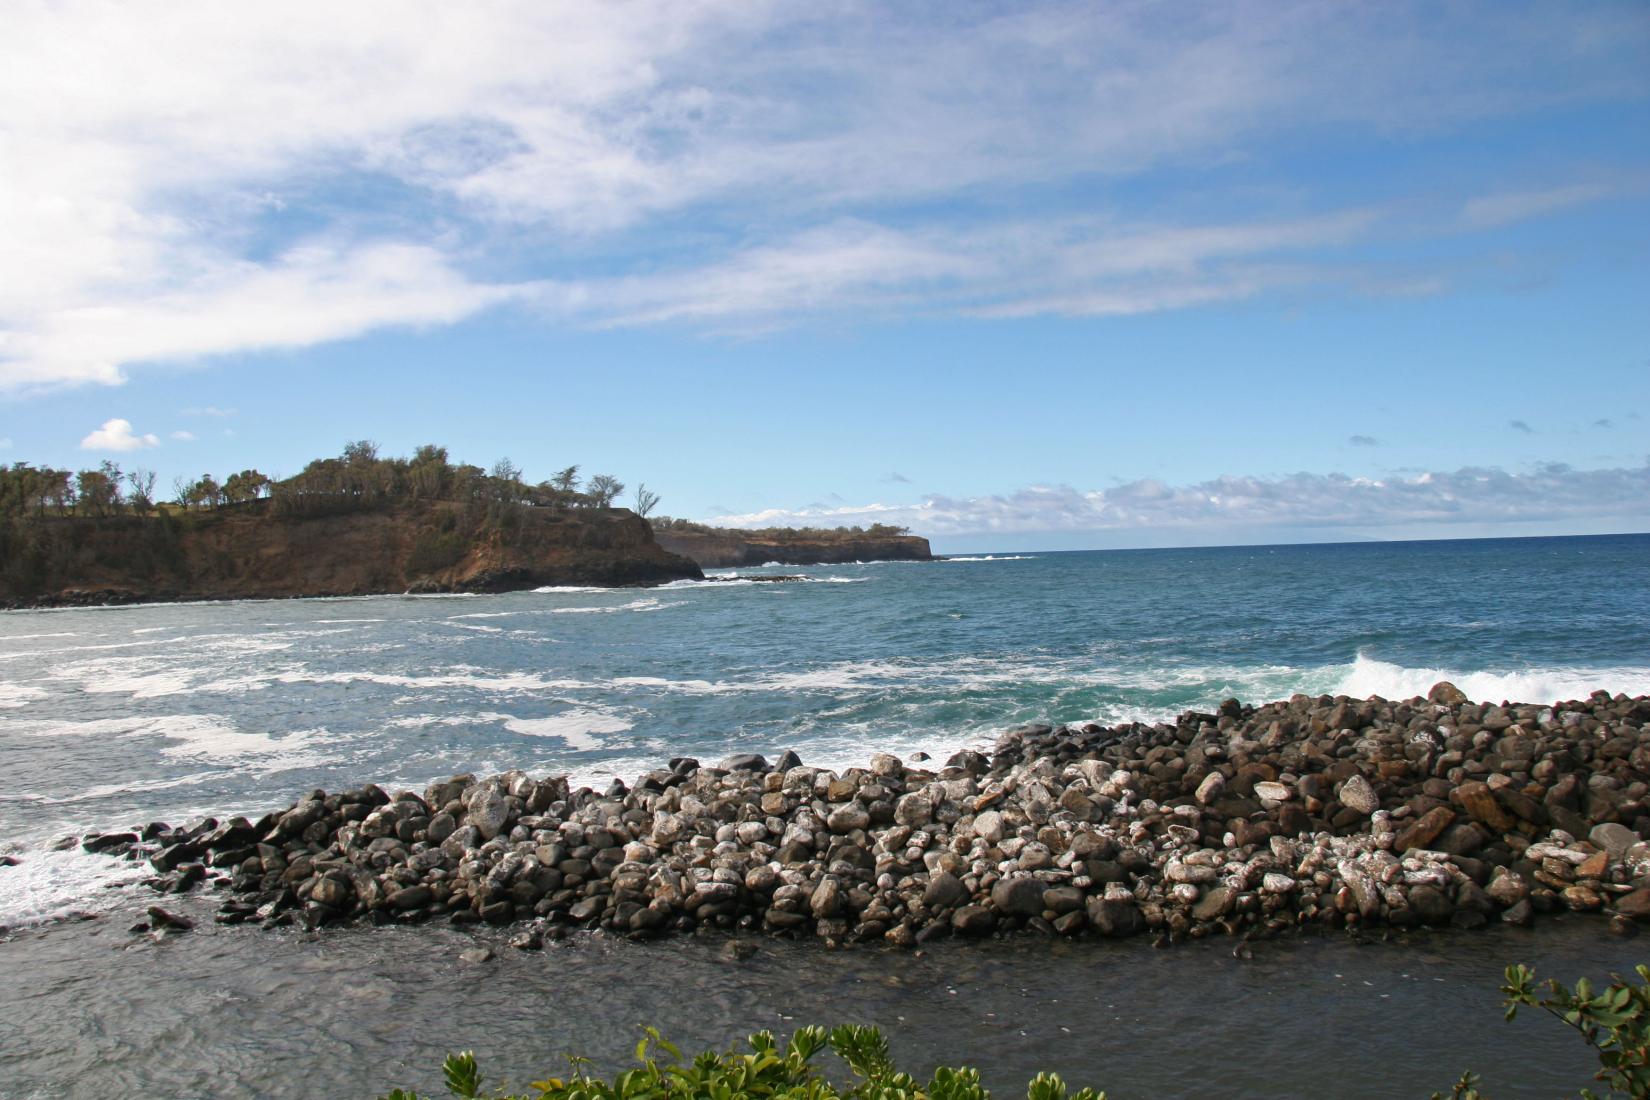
[0,501,701,607]
[652,527,932,568]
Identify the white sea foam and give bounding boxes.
[0,630,79,641]
[494,710,633,750]
[0,682,47,708]
[29,771,222,805]
[154,716,328,765]
[610,675,738,695]
[529,585,611,594]
[277,667,588,693]
[543,597,685,614]
[1332,653,1650,705]
[4,712,330,768]
[944,555,1036,562]
[0,846,150,927]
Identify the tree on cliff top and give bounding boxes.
[634,483,660,517]
[585,473,624,508]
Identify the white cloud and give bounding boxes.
[170,430,196,441]
[181,406,237,418]
[713,462,1650,537]
[3,241,530,392]
[79,418,159,452]
[0,3,1644,389]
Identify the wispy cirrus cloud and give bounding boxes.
[0,2,1644,392]
[1460,182,1630,229]
[713,462,1650,537]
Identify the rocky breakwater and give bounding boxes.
[88,685,1650,947]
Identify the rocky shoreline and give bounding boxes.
[82,685,1650,947]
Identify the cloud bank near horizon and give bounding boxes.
[1,2,1645,392]
[710,462,1650,538]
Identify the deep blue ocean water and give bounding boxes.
[1,532,1646,925]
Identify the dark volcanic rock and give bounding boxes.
[85,686,1650,950]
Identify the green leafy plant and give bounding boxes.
[377,1024,1103,1100]
[1434,964,1650,1100]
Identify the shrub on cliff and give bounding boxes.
[379,1024,1104,1100]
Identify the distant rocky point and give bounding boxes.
[651,520,932,568]
[0,499,700,608]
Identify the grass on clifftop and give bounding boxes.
[380,965,1650,1100]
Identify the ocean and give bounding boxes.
[0,532,1646,1097]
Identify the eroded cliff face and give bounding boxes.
[1,502,701,607]
[652,528,932,568]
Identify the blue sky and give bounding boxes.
[1,2,1646,552]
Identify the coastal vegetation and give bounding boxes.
[0,442,634,524]
[380,1024,1103,1100]
[376,965,1648,1100]
[0,443,687,604]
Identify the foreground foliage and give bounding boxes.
[1433,964,1650,1100]
[379,1024,1103,1100]
[381,963,1650,1100]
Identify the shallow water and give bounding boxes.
[0,897,1637,1100]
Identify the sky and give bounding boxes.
[1,1,1647,553]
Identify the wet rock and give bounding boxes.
[1453,782,1516,833]
[1394,806,1455,852]
[1253,781,1292,802]
[1592,823,1637,861]
[146,906,193,932]
[952,906,995,935]
[1614,888,1650,921]
[1338,776,1380,816]
[82,832,139,854]
[1087,895,1146,937]
[310,874,354,910]
[923,871,970,910]
[1409,885,1455,925]
[1428,681,1470,706]
[971,809,1005,844]
[990,876,1046,917]
[459,947,494,964]
[388,884,433,911]
[810,877,843,919]
[1191,886,1234,921]
[468,789,510,841]
[826,805,870,833]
